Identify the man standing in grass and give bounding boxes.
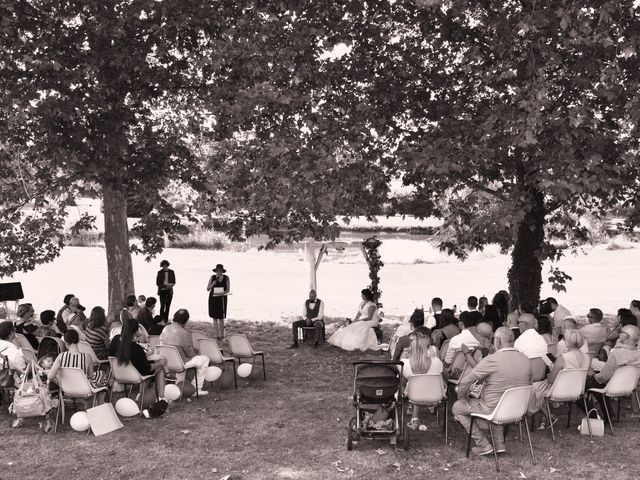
[290,290,324,348]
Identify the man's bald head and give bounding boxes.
[621,325,640,347]
[494,326,514,350]
[517,313,537,333]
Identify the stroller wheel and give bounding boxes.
[347,434,353,451]
[347,417,356,451]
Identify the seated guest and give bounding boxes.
[115,318,167,401]
[453,327,532,456]
[581,325,640,420]
[14,303,39,350]
[514,313,548,359]
[35,310,61,338]
[426,297,443,329]
[55,293,75,334]
[137,295,147,309]
[509,300,538,340]
[125,295,141,320]
[47,330,108,389]
[62,297,88,333]
[580,308,607,351]
[84,306,110,360]
[464,296,483,325]
[478,296,488,315]
[491,291,510,330]
[528,330,590,426]
[546,297,572,338]
[290,290,325,349]
[404,327,446,430]
[482,305,502,332]
[138,297,164,335]
[431,308,460,350]
[444,312,490,368]
[159,309,210,396]
[631,300,640,324]
[605,308,637,347]
[0,322,27,381]
[556,318,589,356]
[391,309,425,360]
[536,315,556,345]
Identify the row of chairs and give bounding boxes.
[402,365,640,471]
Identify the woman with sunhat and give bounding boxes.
[207,264,230,340]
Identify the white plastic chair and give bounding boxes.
[54,367,108,433]
[466,385,534,472]
[587,365,640,435]
[155,345,199,399]
[78,341,109,370]
[190,331,208,352]
[108,356,155,411]
[227,334,266,380]
[198,338,237,390]
[403,373,448,447]
[544,368,589,441]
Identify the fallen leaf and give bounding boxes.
[550,467,558,473]
[392,462,401,469]
[180,429,190,435]
[219,475,231,480]
[519,473,527,479]
[375,449,387,455]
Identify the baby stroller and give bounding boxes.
[347,360,404,450]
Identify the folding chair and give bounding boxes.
[54,367,108,433]
[155,345,199,399]
[198,338,237,390]
[466,385,534,472]
[587,365,640,435]
[108,357,155,411]
[148,335,161,349]
[227,334,266,380]
[543,368,589,441]
[403,373,448,448]
[190,331,208,352]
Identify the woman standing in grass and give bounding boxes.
[207,264,230,340]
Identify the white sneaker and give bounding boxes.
[196,389,209,396]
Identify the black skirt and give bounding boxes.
[208,293,227,319]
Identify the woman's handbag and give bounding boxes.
[12,362,54,418]
[578,408,604,436]
[0,353,14,388]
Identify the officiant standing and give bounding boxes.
[207,264,230,340]
[156,260,175,322]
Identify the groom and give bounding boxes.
[290,290,325,348]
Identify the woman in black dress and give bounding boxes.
[207,264,230,340]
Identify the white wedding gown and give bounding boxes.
[328,301,385,351]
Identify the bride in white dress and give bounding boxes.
[328,288,385,351]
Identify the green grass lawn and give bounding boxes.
[3,320,640,480]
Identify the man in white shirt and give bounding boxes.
[580,308,607,350]
[290,290,325,348]
[0,322,27,379]
[546,297,572,337]
[514,314,548,359]
[556,317,589,356]
[444,313,484,366]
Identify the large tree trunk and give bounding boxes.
[507,187,545,309]
[102,181,135,322]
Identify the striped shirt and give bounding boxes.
[58,351,90,376]
[84,326,110,360]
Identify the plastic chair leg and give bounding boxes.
[601,394,614,436]
[583,396,593,436]
[546,400,556,443]
[139,382,146,412]
[260,354,266,380]
[487,423,499,472]
[616,398,621,422]
[524,416,535,464]
[566,402,572,428]
[194,369,199,398]
[444,399,448,445]
[465,416,475,458]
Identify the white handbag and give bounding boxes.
[578,408,604,436]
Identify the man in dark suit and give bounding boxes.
[156,260,175,322]
[465,296,483,325]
